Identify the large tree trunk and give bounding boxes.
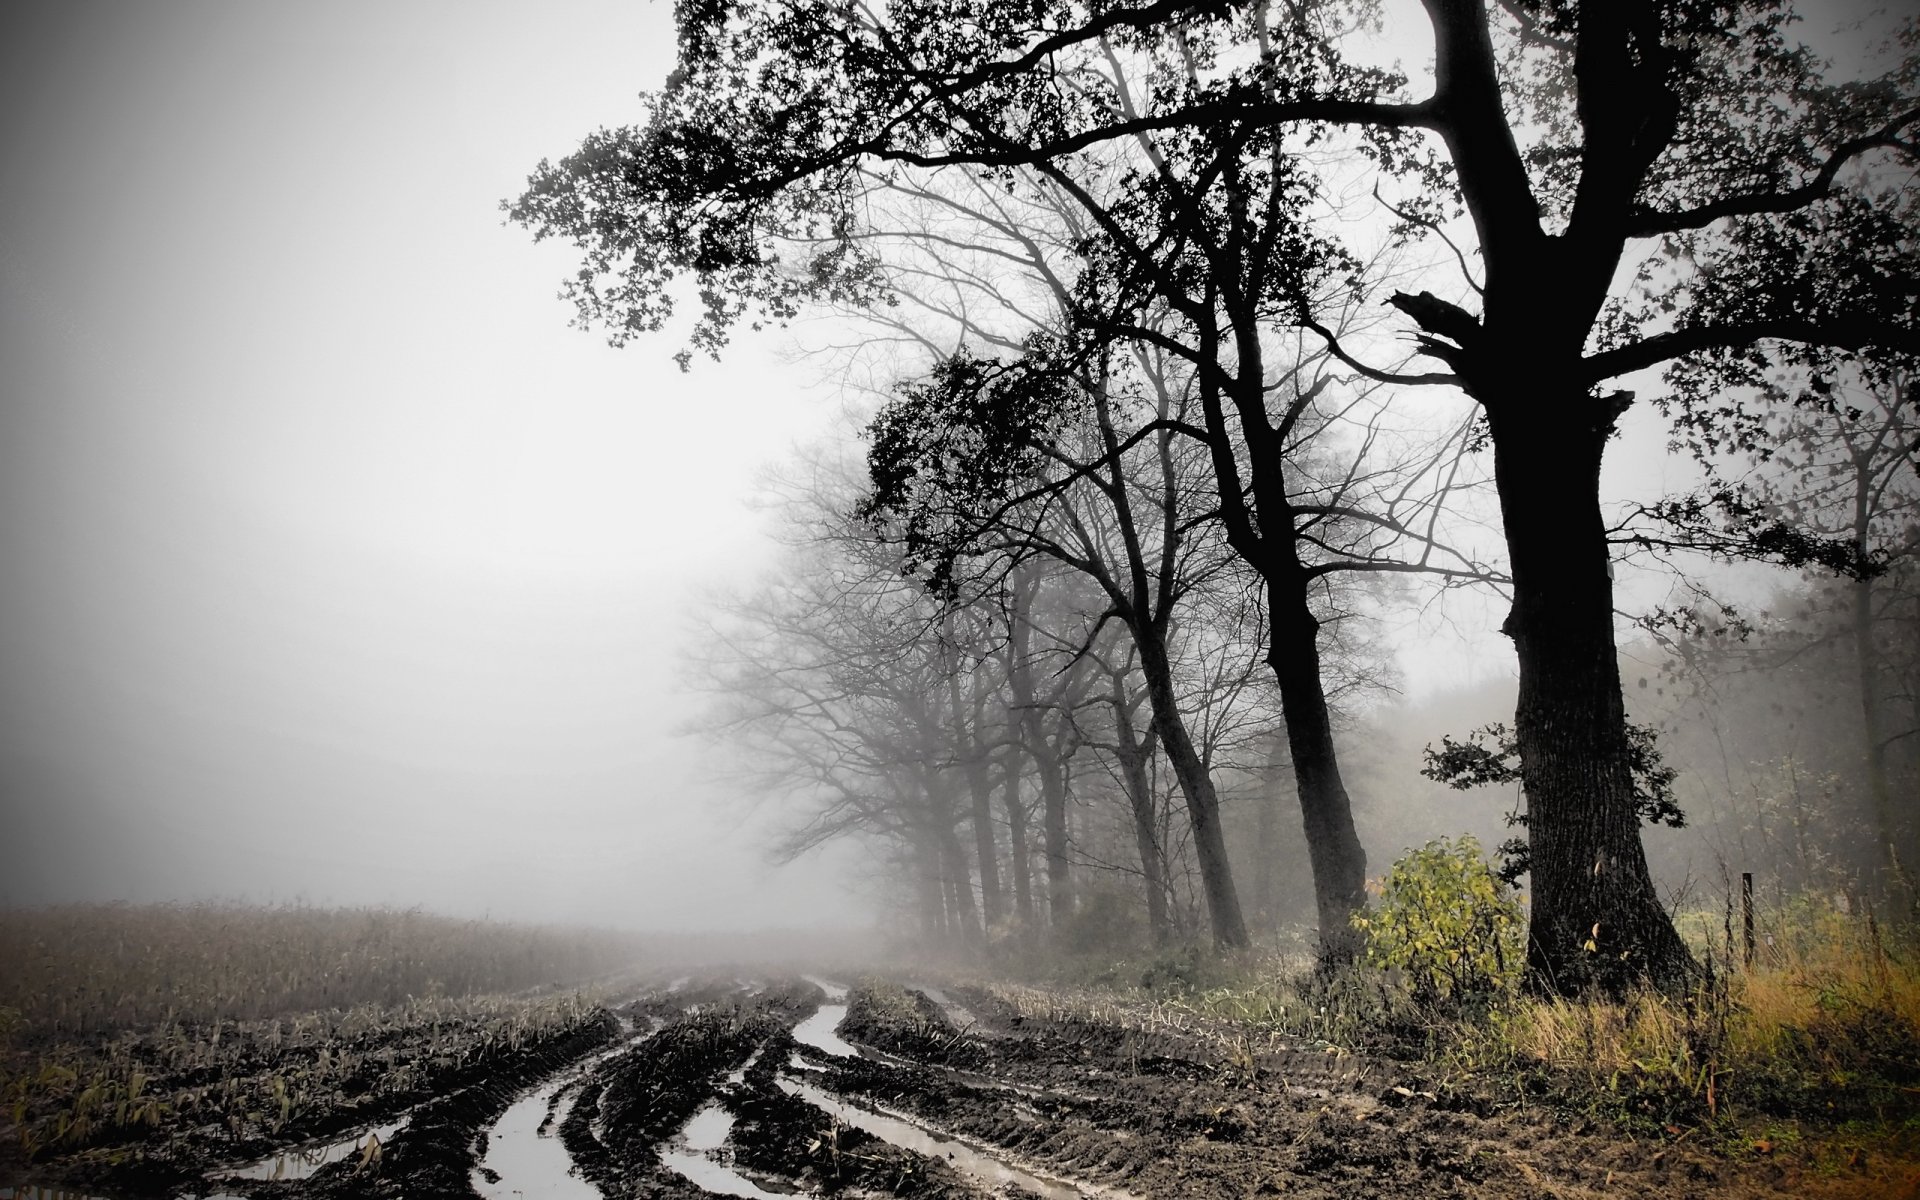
[1109,682,1172,945]
[1488,394,1694,993]
[1136,634,1250,949]
[1265,577,1367,964]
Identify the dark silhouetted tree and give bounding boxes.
[511,0,1918,991]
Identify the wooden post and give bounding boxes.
[1742,872,1755,968]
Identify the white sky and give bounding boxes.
[0,0,855,927]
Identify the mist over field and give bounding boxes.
[3,1,1917,1197]
[0,0,865,930]
[0,0,1909,949]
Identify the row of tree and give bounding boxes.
[512,0,1917,993]
[683,159,1476,958]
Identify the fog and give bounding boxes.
[1,0,1907,946]
[0,0,860,927]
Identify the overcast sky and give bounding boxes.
[0,1,1881,928]
[0,0,863,927]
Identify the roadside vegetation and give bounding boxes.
[974,841,1920,1189]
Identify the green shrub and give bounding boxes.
[1353,836,1524,1008]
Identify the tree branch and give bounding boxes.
[1582,319,1920,383]
[1626,107,1920,237]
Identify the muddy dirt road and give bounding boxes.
[9,972,1862,1199]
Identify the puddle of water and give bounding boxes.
[726,1044,765,1085]
[474,1023,662,1199]
[779,1077,1135,1200]
[791,978,855,1060]
[789,1017,1073,1109]
[659,1102,798,1199]
[473,1076,597,1200]
[680,1102,735,1151]
[657,1147,796,1199]
[226,1115,406,1180]
[789,1004,856,1058]
[800,975,848,1001]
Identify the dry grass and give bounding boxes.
[997,899,1920,1140]
[980,972,1325,1064]
[3,989,605,1160]
[852,978,926,1021]
[0,903,646,1164]
[0,902,650,1038]
[1476,903,1920,1128]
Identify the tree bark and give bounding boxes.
[1135,634,1250,948]
[1264,577,1368,964]
[1109,680,1173,945]
[1487,393,1695,992]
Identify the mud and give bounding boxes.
[9,973,1887,1199]
[227,1116,411,1182]
[803,981,1877,1199]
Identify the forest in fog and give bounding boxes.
[680,350,1916,961]
[496,0,1920,983]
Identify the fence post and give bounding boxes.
[1742,871,1755,968]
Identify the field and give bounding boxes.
[0,904,642,1195]
[2,902,1916,1198]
